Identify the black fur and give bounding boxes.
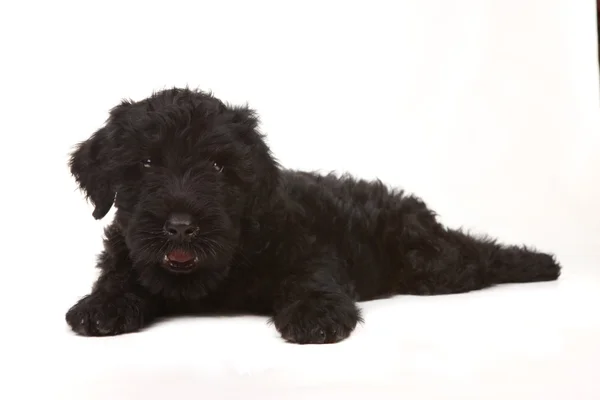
[66,87,561,344]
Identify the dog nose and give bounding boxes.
[164,213,197,239]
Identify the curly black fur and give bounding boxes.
[66,87,561,344]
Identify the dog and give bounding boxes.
[65,87,561,344]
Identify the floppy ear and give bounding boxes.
[229,106,281,204]
[69,127,116,220]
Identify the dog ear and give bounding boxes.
[69,127,117,220]
[228,106,281,204]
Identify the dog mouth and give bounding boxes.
[163,249,198,273]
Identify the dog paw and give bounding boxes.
[273,293,361,344]
[65,293,148,336]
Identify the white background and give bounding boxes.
[1,1,599,399]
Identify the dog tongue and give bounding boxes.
[167,250,195,263]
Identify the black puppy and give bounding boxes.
[66,87,561,344]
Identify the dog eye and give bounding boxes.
[213,162,224,173]
[141,158,152,168]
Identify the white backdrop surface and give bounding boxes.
[0,1,599,399]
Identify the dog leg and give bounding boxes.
[271,257,363,344]
[66,288,156,336]
[478,239,561,285]
[66,247,159,336]
[403,228,561,295]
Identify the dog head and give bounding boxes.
[69,88,280,299]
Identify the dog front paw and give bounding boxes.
[273,293,361,344]
[66,293,149,336]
